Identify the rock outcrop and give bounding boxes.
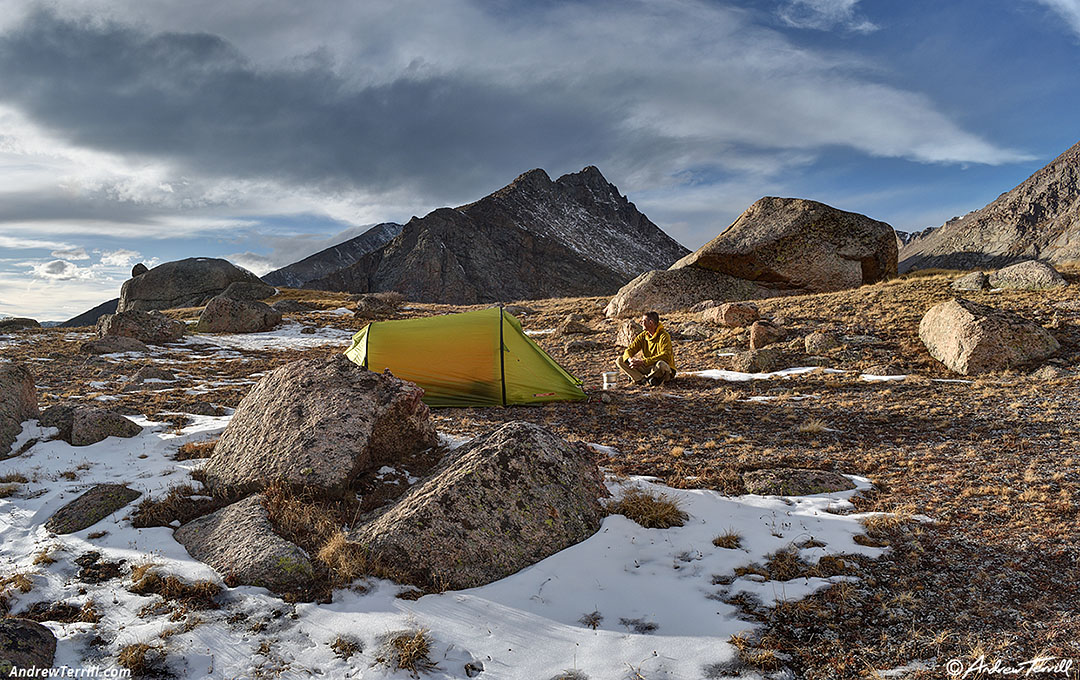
[174,495,314,594]
[673,197,897,292]
[40,405,142,446]
[195,296,282,334]
[919,298,1060,375]
[0,318,40,332]
[97,310,185,344]
[0,363,39,459]
[605,268,782,318]
[304,167,689,303]
[201,356,438,498]
[45,484,141,534]
[987,260,1066,290]
[348,421,606,590]
[900,139,1080,271]
[118,258,267,312]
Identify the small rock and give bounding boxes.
[174,495,315,594]
[616,320,641,347]
[196,296,282,333]
[804,331,841,353]
[128,366,177,383]
[554,318,595,336]
[45,484,141,534]
[71,408,142,446]
[564,339,603,352]
[503,305,535,316]
[951,271,990,291]
[731,348,783,373]
[182,401,224,416]
[97,310,185,344]
[79,336,150,354]
[743,468,855,496]
[749,320,786,350]
[1031,365,1065,380]
[271,299,314,314]
[131,263,149,277]
[701,302,760,327]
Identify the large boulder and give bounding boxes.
[749,320,786,350]
[195,296,282,334]
[919,298,1060,375]
[45,484,141,534]
[0,363,39,459]
[96,310,185,344]
[673,197,897,292]
[174,495,314,594]
[118,257,267,312]
[0,618,56,674]
[987,260,1067,290]
[605,267,782,318]
[201,356,438,498]
[348,421,607,590]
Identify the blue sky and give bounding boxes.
[0,0,1078,320]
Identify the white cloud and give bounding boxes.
[0,234,77,251]
[223,251,275,276]
[98,248,140,267]
[30,259,89,280]
[1031,0,1080,38]
[778,0,878,33]
[50,246,89,260]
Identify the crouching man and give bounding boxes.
[616,311,676,386]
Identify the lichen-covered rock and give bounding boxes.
[743,468,855,496]
[174,495,314,594]
[605,268,782,318]
[195,296,282,333]
[701,302,760,327]
[118,257,266,312]
[70,408,142,446]
[45,484,141,534]
[951,271,990,291]
[749,320,786,350]
[804,331,841,353]
[221,281,277,301]
[96,310,185,344]
[0,362,39,459]
[0,618,56,674]
[554,318,595,336]
[988,260,1067,290]
[348,421,607,590]
[919,298,1060,375]
[79,335,150,354]
[201,356,438,498]
[673,197,897,292]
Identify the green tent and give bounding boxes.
[343,306,587,407]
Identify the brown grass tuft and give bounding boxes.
[128,564,220,610]
[131,484,228,528]
[712,530,743,549]
[377,629,438,676]
[174,440,217,460]
[607,488,688,528]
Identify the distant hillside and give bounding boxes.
[304,166,690,303]
[900,139,1080,271]
[59,297,119,328]
[263,222,403,288]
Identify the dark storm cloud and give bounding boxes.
[0,9,619,203]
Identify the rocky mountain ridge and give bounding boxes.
[900,139,1080,271]
[262,222,403,288]
[303,166,690,303]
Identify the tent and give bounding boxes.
[343,306,587,407]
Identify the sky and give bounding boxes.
[0,0,1078,320]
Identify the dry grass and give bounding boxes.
[797,418,828,435]
[712,530,743,549]
[118,642,168,676]
[607,487,688,528]
[330,635,363,660]
[376,629,438,676]
[130,484,228,528]
[174,440,217,460]
[128,563,221,610]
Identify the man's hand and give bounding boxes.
[630,358,646,370]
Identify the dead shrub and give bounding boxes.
[330,635,363,660]
[607,488,688,528]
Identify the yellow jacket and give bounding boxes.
[623,323,676,370]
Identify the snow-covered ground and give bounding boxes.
[0,413,887,679]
